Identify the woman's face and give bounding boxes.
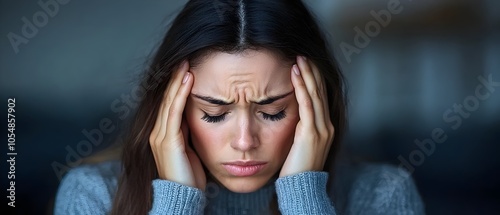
[185,49,299,193]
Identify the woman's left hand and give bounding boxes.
[279,56,335,177]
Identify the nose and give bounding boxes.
[230,117,259,152]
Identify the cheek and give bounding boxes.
[265,111,299,156]
[184,105,206,150]
[185,106,224,164]
[186,118,213,165]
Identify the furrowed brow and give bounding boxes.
[191,90,293,106]
[191,94,234,105]
[253,91,294,105]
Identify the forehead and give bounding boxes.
[190,50,292,95]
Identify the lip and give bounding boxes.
[222,161,267,177]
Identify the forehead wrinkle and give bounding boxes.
[191,50,292,104]
[225,72,276,103]
[229,79,254,104]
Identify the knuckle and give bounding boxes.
[327,123,335,141]
[320,128,330,142]
[301,97,313,109]
[327,122,335,134]
[149,135,158,146]
[165,95,174,106]
[168,106,178,116]
[310,89,321,100]
[319,127,329,139]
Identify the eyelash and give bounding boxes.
[262,110,287,121]
[201,110,287,123]
[201,112,227,123]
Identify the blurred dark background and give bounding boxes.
[1,0,499,214]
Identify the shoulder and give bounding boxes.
[351,163,420,196]
[352,163,416,186]
[334,162,426,215]
[58,160,121,192]
[54,160,122,214]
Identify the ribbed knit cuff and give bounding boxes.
[275,171,336,215]
[150,179,206,214]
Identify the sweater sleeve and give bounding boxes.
[275,171,337,215]
[54,164,117,215]
[53,162,206,215]
[345,164,426,215]
[149,179,206,214]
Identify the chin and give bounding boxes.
[216,175,273,193]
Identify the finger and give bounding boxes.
[164,61,189,110]
[296,56,327,130]
[181,116,190,147]
[291,64,314,126]
[151,89,171,146]
[308,61,334,152]
[157,61,190,142]
[165,71,193,145]
[309,60,331,123]
[306,59,334,146]
[151,86,169,144]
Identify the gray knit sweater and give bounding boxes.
[54,160,425,214]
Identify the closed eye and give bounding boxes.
[262,110,286,121]
[201,112,228,123]
[201,110,287,123]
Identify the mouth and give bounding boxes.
[221,161,267,177]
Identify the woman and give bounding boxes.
[54,0,425,214]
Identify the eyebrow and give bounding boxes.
[191,91,294,105]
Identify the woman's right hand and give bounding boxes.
[149,60,206,190]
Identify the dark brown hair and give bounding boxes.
[111,0,347,214]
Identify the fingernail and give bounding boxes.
[182,72,190,84]
[293,64,300,76]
